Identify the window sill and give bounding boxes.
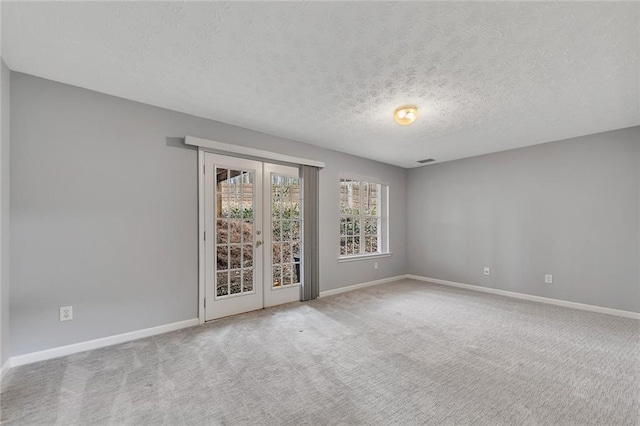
[337,252,393,263]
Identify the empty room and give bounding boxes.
[0,1,638,425]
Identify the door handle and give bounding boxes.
[256,241,263,247]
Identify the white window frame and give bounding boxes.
[338,174,391,262]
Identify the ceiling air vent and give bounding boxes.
[417,158,435,164]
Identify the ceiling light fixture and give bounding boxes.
[394,105,418,126]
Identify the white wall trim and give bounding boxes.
[337,253,392,263]
[319,275,406,298]
[0,359,10,382]
[197,148,206,325]
[185,136,325,168]
[9,318,199,368]
[5,275,637,372]
[407,275,640,320]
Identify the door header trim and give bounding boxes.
[186,136,325,169]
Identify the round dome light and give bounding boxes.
[394,105,418,125]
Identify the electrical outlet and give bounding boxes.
[483,267,490,275]
[545,274,553,284]
[374,262,379,270]
[60,306,73,322]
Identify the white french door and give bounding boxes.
[204,153,302,320]
[263,163,303,308]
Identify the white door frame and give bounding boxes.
[198,148,206,324]
[197,147,304,324]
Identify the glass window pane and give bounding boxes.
[219,193,229,218]
[365,235,378,254]
[242,221,253,243]
[243,244,253,268]
[282,264,293,286]
[346,181,360,215]
[365,218,378,236]
[216,169,228,193]
[369,184,379,216]
[242,269,254,292]
[272,242,281,265]
[230,270,241,294]
[230,245,241,269]
[292,242,300,261]
[229,220,241,244]
[283,242,293,263]
[216,194,227,217]
[292,220,301,241]
[293,262,301,284]
[273,265,282,287]
[282,220,291,241]
[273,220,281,242]
[340,179,360,214]
[216,245,228,270]
[228,170,240,218]
[216,271,229,297]
[352,218,361,237]
[216,219,228,244]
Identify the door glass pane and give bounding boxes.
[273,265,282,287]
[216,271,229,297]
[215,167,256,299]
[229,220,241,243]
[242,172,254,219]
[242,221,253,243]
[230,270,242,295]
[216,219,228,244]
[217,245,228,270]
[230,245,241,269]
[242,269,254,292]
[283,264,293,286]
[271,174,301,288]
[242,244,253,268]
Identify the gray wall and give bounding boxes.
[0,59,10,366]
[10,72,407,356]
[407,126,640,313]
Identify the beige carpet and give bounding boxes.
[2,279,639,425]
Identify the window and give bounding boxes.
[339,177,389,259]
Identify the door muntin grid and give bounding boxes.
[271,174,301,289]
[215,168,256,299]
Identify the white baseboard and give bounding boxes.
[319,275,406,298]
[406,275,640,320]
[9,318,199,368]
[5,276,637,372]
[0,359,10,382]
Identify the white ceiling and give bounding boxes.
[3,2,639,168]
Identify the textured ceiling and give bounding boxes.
[2,2,639,168]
